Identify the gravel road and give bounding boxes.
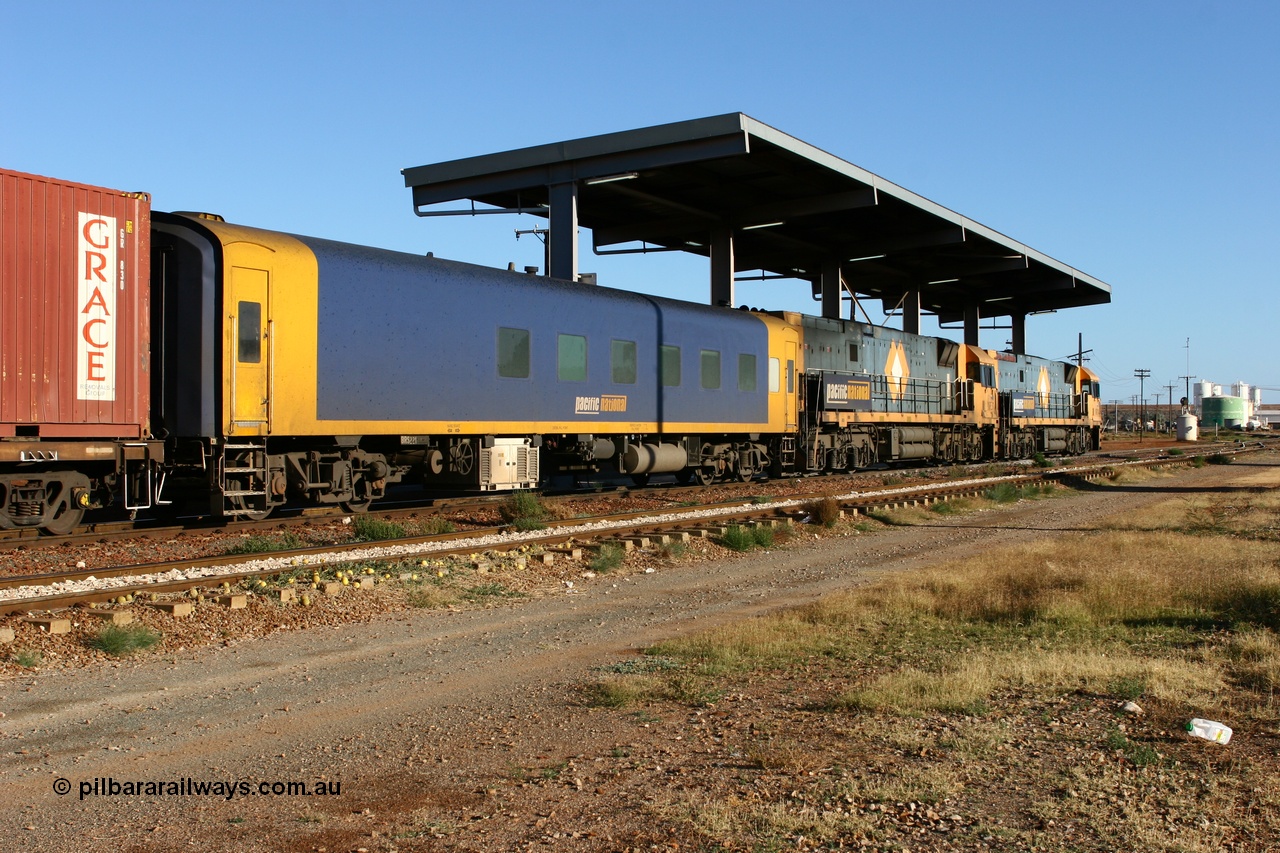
[0,458,1264,852]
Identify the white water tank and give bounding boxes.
[1233,382,1250,400]
[1196,380,1213,404]
[1177,413,1199,442]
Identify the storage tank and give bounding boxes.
[1232,382,1250,401]
[1201,396,1247,428]
[1176,413,1198,441]
[1196,381,1214,405]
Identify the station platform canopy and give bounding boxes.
[402,113,1110,350]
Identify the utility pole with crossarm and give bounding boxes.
[1135,369,1151,440]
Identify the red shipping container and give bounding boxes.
[0,168,150,438]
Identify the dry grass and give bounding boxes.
[584,464,1280,850]
[631,526,1280,716]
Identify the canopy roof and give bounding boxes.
[403,113,1109,323]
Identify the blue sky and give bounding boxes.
[4,1,1276,405]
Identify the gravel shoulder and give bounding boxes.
[0,458,1270,852]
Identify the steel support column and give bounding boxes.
[902,289,921,335]
[548,181,579,281]
[820,261,842,319]
[1010,313,1026,355]
[964,304,981,347]
[710,226,735,307]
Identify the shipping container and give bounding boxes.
[0,167,150,437]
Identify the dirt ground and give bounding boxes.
[1,458,1275,853]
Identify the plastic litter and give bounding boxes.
[1186,718,1232,744]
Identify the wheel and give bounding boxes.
[691,467,716,486]
[41,492,85,534]
[341,470,376,514]
[629,474,650,487]
[40,475,88,535]
[450,442,475,477]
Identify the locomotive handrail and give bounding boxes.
[869,375,957,416]
[997,390,1078,421]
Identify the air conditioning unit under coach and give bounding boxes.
[478,437,540,491]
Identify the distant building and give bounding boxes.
[1256,404,1280,429]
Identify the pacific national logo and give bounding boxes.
[575,395,627,415]
[884,341,909,401]
[1037,367,1051,406]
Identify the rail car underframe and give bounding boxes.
[167,408,1100,521]
[425,432,769,489]
[0,440,164,533]
[163,437,403,519]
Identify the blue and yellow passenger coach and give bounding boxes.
[152,213,798,517]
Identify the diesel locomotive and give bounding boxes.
[0,167,1102,533]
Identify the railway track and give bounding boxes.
[0,449,1222,619]
[3,437,1270,555]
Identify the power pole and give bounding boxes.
[1074,333,1093,368]
[1135,369,1151,440]
[1179,374,1196,410]
[1164,383,1176,430]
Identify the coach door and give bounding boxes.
[228,267,270,434]
[785,339,798,430]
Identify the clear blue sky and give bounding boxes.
[4,1,1276,405]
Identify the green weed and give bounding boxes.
[500,491,547,531]
[420,517,458,535]
[590,543,626,573]
[88,624,162,657]
[225,530,304,554]
[352,515,407,541]
[719,524,774,551]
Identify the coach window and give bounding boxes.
[498,327,530,379]
[558,334,587,382]
[786,359,795,394]
[769,357,780,393]
[738,353,757,392]
[238,301,262,363]
[661,345,681,387]
[700,350,721,390]
[611,339,637,384]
